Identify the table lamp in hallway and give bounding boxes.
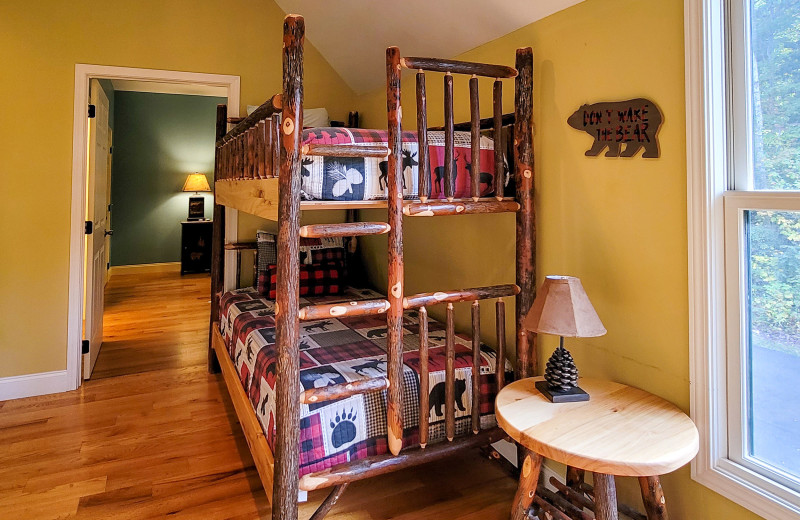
[182,173,211,221]
[523,275,606,403]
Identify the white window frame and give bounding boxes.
[687,1,800,518]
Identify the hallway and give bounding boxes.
[92,271,211,379]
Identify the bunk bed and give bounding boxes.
[208,15,535,520]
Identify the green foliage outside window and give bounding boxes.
[749,0,800,354]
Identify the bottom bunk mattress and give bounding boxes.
[219,286,510,478]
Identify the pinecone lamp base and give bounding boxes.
[538,343,590,403]
[535,380,589,403]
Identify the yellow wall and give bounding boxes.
[354,0,763,518]
[0,0,356,377]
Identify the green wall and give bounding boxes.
[110,91,225,266]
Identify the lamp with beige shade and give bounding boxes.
[524,275,606,403]
[182,173,211,221]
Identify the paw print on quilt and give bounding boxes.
[319,396,367,454]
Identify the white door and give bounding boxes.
[84,79,110,379]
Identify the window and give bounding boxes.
[688,0,800,518]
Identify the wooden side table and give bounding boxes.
[495,377,699,520]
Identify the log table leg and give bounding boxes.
[593,473,619,520]
[639,475,668,520]
[510,449,543,520]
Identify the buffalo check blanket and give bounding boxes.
[219,286,511,478]
[300,127,500,201]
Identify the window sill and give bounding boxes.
[693,457,800,520]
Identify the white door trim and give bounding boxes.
[67,64,240,392]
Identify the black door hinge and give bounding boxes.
[85,221,93,234]
[82,340,90,354]
[88,104,96,118]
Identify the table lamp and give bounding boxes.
[182,173,211,221]
[524,275,606,403]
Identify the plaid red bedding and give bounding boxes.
[219,286,511,478]
[300,127,504,201]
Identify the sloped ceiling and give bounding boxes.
[274,0,585,93]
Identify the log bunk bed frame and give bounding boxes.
[208,15,536,520]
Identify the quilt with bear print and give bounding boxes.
[219,286,511,478]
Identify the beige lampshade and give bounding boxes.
[182,173,211,192]
[524,275,606,338]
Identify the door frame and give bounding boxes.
[67,64,240,389]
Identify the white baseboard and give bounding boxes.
[0,370,74,401]
[109,262,181,276]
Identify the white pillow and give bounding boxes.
[245,105,330,128]
[303,107,330,128]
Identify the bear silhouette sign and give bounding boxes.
[567,98,662,158]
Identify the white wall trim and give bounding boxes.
[0,371,72,401]
[67,64,240,396]
[686,1,800,518]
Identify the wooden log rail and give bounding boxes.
[401,56,517,78]
[429,112,515,132]
[403,199,519,217]
[217,93,282,147]
[301,377,389,405]
[302,143,389,158]
[216,106,280,181]
[410,285,517,449]
[403,284,519,309]
[298,299,390,321]
[299,222,390,238]
[408,53,516,203]
[298,427,506,491]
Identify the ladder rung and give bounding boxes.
[403,284,520,309]
[300,222,390,238]
[403,199,519,217]
[301,377,389,404]
[302,143,390,158]
[299,298,391,321]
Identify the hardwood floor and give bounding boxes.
[0,271,517,519]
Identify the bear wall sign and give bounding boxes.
[567,98,662,158]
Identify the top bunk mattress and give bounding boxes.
[301,127,504,202]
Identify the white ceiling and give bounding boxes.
[110,79,227,97]
[274,0,585,93]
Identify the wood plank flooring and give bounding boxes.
[0,271,517,519]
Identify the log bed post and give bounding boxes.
[514,47,535,380]
[273,14,304,520]
[385,46,405,457]
[208,103,227,374]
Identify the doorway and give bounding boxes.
[68,65,240,386]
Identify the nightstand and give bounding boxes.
[181,220,212,274]
[496,377,699,520]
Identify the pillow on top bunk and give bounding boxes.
[303,107,330,128]
[260,261,344,300]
